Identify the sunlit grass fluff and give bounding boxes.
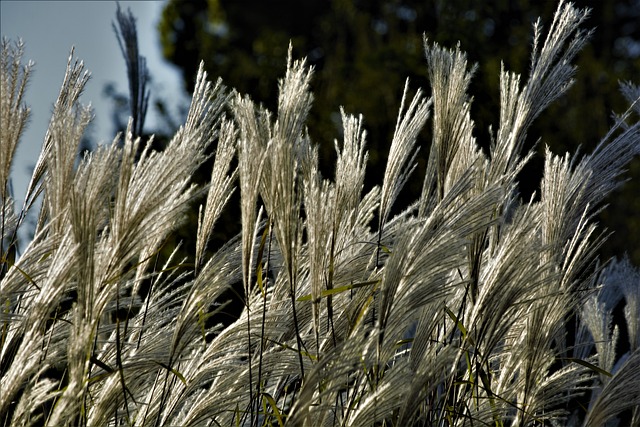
[1,1,640,426]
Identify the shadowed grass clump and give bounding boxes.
[1,1,639,426]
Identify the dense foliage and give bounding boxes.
[2,2,640,426]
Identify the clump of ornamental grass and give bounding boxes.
[2,1,640,426]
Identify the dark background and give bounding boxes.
[151,0,639,265]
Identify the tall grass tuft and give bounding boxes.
[1,1,639,426]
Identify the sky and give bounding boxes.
[1,0,188,208]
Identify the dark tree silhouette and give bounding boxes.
[157,0,640,262]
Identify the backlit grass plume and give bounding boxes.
[1,1,639,426]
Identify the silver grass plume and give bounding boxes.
[0,39,32,204]
[491,0,591,180]
[33,49,91,236]
[256,46,315,380]
[606,258,640,353]
[422,41,476,205]
[379,79,431,234]
[1,1,640,426]
[195,103,237,270]
[0,38,32,280]
[583,349,640,427]
[303,163,333,348]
